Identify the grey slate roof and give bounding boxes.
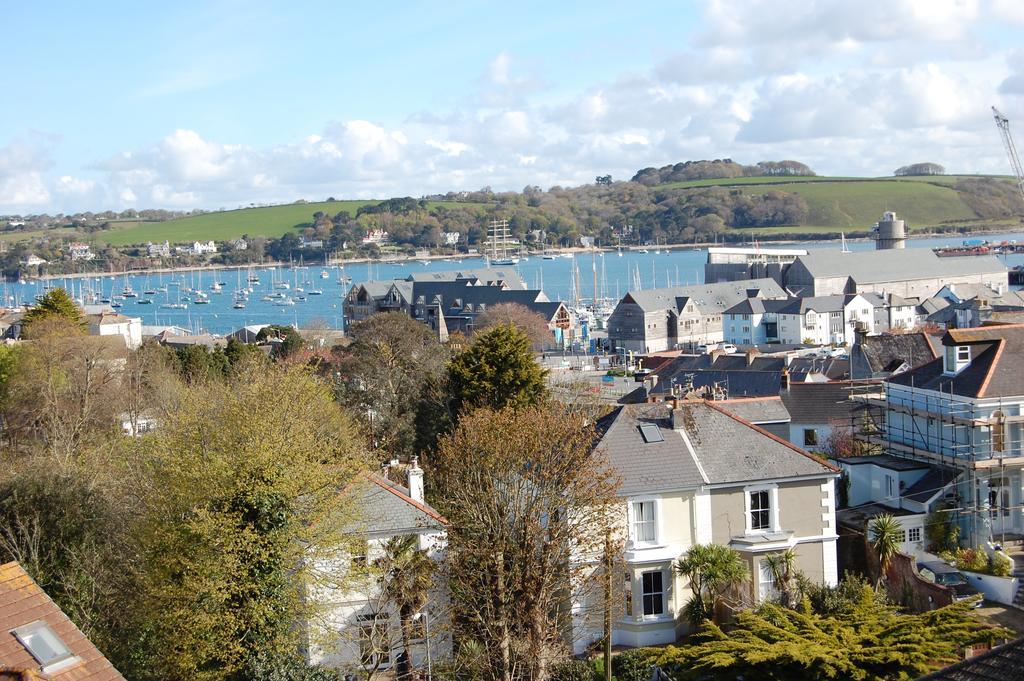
[714,397,791,424]
[902,466,959,504]
[345,474,446,536]
[915,636,1024,680]
[725,295,847,316]
[405,267,526,289]
[651,354,787,398]
[788,356,850,381]
[887,324,1024,399]
[850,332,939,380]
[594,401,835,495]
[794,249,1005,285]
[779,382,860,425]
[624,278,786,313]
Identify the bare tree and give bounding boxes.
[474,303,553,351]
[430,402,621,681]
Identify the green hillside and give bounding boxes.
[97,199,486,246]
[659,175,995,233]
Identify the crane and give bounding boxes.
[992,106,1024,204]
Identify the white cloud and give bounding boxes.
[4,0,1021,213]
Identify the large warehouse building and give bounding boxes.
[783,249,1008,298]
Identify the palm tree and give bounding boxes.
[762,549,798,607]
[376,534,435,680]
[675,543,750,628]
[869,513,902,586]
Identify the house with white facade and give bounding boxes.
[86,311,143,350]
[606,279,786,353]
[856,324,1024,546]
[836,455,958,558]
[724,294,876,347]
[68,242,95,261]
[362,229,389,244]
[307,462,449,675]
[579,399,839,651]
[148,241,172,258]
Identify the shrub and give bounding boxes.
[612,649,653,681]
[957,548,988,573]
[549,660,597,681]
[991,552,1014,578]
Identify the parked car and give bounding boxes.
[916,561,983,608]
[696,343,716,354]
[721,343,738,354]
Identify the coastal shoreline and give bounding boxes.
[26,225,1023,282]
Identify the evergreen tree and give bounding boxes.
[446,323,547,416]
[649,586,1009,681]
[21,287,86,337]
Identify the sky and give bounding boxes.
[3,0,1024,214]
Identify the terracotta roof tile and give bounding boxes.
[0,562,124,681]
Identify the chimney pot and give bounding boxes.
[408,457,424,503]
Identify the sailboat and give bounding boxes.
[487,219,519,266]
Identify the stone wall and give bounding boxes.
[885,552,953,613]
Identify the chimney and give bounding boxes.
[745,348,760,366]
[854,321,868,346]
[408,457,424,503]
[670,405,687,430]
[781,366,790,390]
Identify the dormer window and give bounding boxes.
[944,345,971,374]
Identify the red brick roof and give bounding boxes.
[0,562,124,680]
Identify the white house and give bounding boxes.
[441,232,461,246]
[148,241,172,258]
[307,462,449,675]
[362,229,389,244]
[68,242,95,261]
[724,294,876,347]
[87,311,143,350]
[836,455,957,557]
[868,324,1024,546]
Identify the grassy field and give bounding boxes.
[0,227,75,243]
[657,175,987,233]
[741,180,977,229]
[97,199,488,246]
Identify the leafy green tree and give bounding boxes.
[376,535,435,680]
[648,587,1009,681]
[674,544,749,628]
[0,464,129,651]
[447,323,547,416]
[257,324,304,359]
[337,313,448,459]
[133,363,366,680]
[170,344,230,384]
[869,513,902,585]
[21,287,86,337]
[225,336,265,368]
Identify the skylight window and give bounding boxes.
[11,621,80,673]
[638,424,664,443]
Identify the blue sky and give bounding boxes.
[3,0,1024,212]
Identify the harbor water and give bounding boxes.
[10,231,1024,335]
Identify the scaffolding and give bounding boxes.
[846,376,1024,547]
